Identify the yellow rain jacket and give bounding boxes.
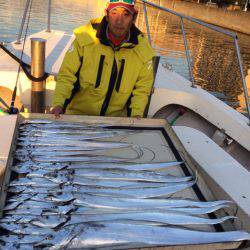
[53,17,155,117]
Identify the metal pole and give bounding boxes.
[16,0,31,44]
[234,37,250,125]
[243,0,248,11]
[180,17,196,88]
[47,0,52,32]
[144,56,161,118]
[143,2,152,46]
[31,38,46,113]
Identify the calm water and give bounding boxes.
[0,0,250,111]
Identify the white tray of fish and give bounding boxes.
[0,118,249,250]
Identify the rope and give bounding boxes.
[0,44,48,82]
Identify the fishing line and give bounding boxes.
[117,130,142,142]
[137,146,156,161]
[9,0,33,114]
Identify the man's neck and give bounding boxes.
[107,28,130,47]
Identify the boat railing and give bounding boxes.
[139,0,250,124]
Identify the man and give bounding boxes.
[51,0,155,118]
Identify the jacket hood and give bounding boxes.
[73,16,155,63]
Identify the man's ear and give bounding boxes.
[132,13,138,23]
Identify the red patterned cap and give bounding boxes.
[106,1,138,15]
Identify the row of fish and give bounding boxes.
[0,120,249,249]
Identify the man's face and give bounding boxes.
[107,7,134,39]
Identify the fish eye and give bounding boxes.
[46,235,54,240]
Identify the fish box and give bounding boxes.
[0,113,249,249]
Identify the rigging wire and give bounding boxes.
[9,0,33,114]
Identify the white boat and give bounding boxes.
[0,0,249,249]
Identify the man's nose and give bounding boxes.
[115,13,124,24]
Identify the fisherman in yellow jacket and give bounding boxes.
[51,0,155,118]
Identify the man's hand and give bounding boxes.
[50,105,63,118]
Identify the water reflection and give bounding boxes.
[0,0,249,112]
[136,2,250,112]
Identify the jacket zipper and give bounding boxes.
[95,55,105,88]
[115,59,125,92]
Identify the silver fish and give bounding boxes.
[24,168,55,177]
[72,205,228,216]
[8,177,64,188]
[17,138,132,149]
[19,128,128,135]
[163,204,230,215]
[8,180,195,198]
[67,161,183,171]
[73,178,170,189]
[7,185,76,195]
[3,200,29,211]
[15,169,175,189]
[18,235,45,245]
[18,134,120,142]
[27,173,72,184]
[19,130,135,140]
[10,200,68,209]
[34,225,82,250]
[32,155,134,163]
[21,161,182,172]
[31,193,75,204]
[16,149,109,158]
[16,215,37,224]
[16,146,143,162]
[0,215,29,223]
[8,194,32,203]
[0,237,34,250]
[71,195,233,210]
[5,202,75,216]
[31,215,68,229]
[66,222,250,249]
[19,119,54,125]
[11,162,68,174]
[73,168,192,183]
[63,212,236,227]
[24,150,126,158]
[0,215,36,224]
[10,165,32,174]
[0,235,20,244]
[8,192,74,205]
[0,223,54,236]
[77,180,196,198]
[19,120,110,129]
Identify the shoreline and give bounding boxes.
[155,0,250,35]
